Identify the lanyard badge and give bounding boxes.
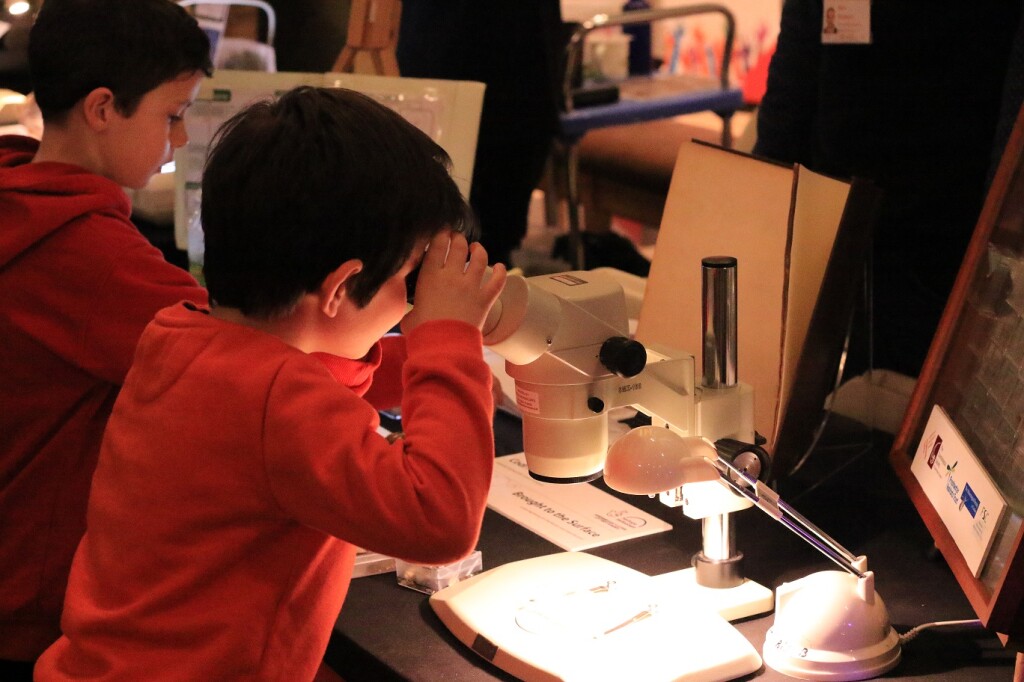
[822,0,872,45]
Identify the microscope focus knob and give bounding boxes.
[599,336,647,378]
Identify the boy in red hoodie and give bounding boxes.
[35,86,507,681]
[0,0,212,673]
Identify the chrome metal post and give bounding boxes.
[702,255,738,388]
[695,256,744,588]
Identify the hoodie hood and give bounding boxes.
[130,304,385,407]
[0,135,131,268]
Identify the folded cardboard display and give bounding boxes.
[638,141,880,477]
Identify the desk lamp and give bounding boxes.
[604,428,902,680]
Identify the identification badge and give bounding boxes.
[822,0,871,45]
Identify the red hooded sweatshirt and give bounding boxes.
[35,306,492,681]
[0,135,207,660]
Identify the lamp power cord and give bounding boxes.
[898,618,983,645]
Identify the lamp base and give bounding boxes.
[650,566,774,621]
[762,570,901,681]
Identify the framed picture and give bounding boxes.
[890,104,1024,643]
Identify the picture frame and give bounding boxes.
[890,103,1024,643]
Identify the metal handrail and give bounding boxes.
[562,4,736,113]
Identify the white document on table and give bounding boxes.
[488,453,672,551]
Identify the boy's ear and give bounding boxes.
[320,259,363,317]
[81,87,118,130]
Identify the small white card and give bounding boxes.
[822,0,872,45]
[488,454,672,551]
[912,406,1008,577]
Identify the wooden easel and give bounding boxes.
[332,0,401,76]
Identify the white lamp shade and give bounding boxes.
[604,426,719,495]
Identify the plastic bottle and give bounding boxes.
[186,197,205,286]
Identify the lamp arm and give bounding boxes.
[712,457,867,579]
[776,498,860,566]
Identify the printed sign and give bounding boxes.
[912,405,1008,576]
[488,454,671,551]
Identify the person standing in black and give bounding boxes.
[755,0,1019,378]
[397,1,565,267]
[264,0,348,73]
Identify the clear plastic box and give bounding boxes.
[394,550,483,595]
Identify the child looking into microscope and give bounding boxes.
[35,86,506,681]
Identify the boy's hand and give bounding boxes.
[401,231,507,334]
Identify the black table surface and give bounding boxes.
[327,413,1018,680]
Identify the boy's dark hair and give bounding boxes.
[201,86,473,317]
[29,0,213,120]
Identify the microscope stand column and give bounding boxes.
[652,257,774,621]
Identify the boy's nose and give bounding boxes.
[171,124,189,149]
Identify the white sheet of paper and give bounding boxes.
[488,454,672,551]
[911,405,1008,577]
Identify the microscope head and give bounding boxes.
[483,271,638,483]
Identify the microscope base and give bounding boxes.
[430,552,763,682]
[651,567,773,621]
